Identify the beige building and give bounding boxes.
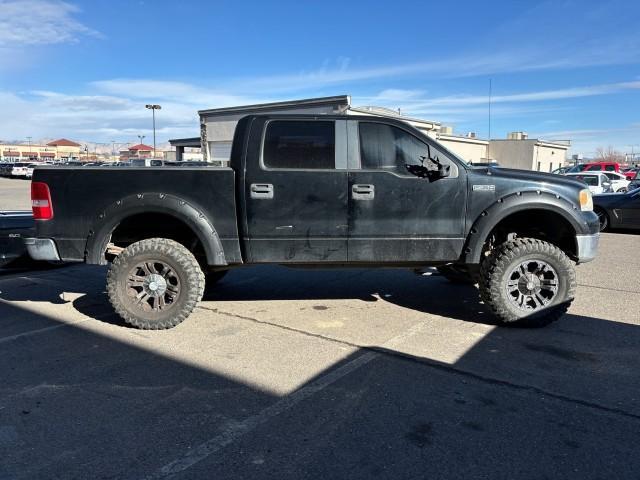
[489,132,570,172]
[432,128,489,164]
[0,138,81,162]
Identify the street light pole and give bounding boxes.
[145,104,161,157]
[26,136,32,159]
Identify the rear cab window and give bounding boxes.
[263,120,335,169]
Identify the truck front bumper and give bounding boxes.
[575,234,599,263]
[24,238,61,262]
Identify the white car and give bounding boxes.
[9,162,30,177]
[602,171,630,192]
[564,172,613,194]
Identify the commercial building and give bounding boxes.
[489,132,570,172]
[0,138,81,162]
[167,137,203,162]
[119,143,154,161]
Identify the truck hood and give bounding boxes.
[469,167,586,191]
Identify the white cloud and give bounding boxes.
[0,81,270,144]
[0,0,101,47]
[355,82,640,116]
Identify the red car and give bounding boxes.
[570,162,636,180]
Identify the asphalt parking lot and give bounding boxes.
[1,177,639,479]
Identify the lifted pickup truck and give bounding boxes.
[26,114,599,329]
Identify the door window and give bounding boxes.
[359,122,429,174]
[605,165,616,171]
[587,165,602,171]
[263,120,335,169]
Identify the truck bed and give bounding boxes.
[32,166,242,264]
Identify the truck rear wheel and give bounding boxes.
[106,238,205,329]
[479,237,576,327]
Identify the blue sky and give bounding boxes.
[0,0,639,155]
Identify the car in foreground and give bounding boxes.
[26,114,599,330]
[0,211,34,267]
[593,188,640,231]
[564,172,613,194]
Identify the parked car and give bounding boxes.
[0,211,34,267]
[566,162,635,179]
[9,162,31,178]
[26,114,600,330]
[551,166,571,175]
[628,176,640,191]
[623,167,639,180]
[601,171,631,192]
[564,172,613,194]
[593,188,640,231]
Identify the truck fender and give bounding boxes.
[85,193,226,266]
[461,190,584,264]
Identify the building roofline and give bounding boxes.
[198,95,351,116]
[349,106,440,128]
[435,133,488,145]
[489,138,570,149]
[168,137,201,146]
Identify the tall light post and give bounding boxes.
[26,136,32,160]
[145,104,161,157]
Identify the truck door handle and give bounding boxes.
[250,183,274,199]
[352,184,375,200]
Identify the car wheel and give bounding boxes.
[479,237,576,327]
[106,238,205,329]
[595,208,609,231]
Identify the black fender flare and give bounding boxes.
[84,193,226,266]
[461,190,587,264]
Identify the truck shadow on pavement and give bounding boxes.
[0,265,639,478]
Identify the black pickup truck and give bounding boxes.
[26,114,599,329]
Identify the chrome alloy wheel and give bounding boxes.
[505,260,559,311]
[126,261,180,312]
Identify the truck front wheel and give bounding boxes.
[106,238,205,329]
[479,237,576,327]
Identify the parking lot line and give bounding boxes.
[0,319,89,344]
[147,321,429,479]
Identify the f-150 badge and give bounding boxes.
[473,184,495,191]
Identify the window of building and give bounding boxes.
[263,121,335,169]
[359,122,429,174]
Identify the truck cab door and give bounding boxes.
[347,120,467,263]
[243,118,349,263]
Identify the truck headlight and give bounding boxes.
[579,189,593,211]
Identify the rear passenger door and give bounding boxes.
[243,118,349,263]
